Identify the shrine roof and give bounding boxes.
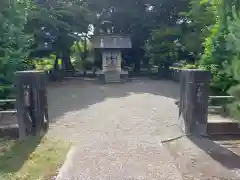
[91,35,132,49]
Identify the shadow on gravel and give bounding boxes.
[189,136,240,170]
[47,78,179,123]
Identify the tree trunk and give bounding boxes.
[76,42,82,60]
[54,54,59,70]
[77,37,87,63]
[62,49,74,71]
[133,48,143,73]
[134,59,141,73]
[83,37,87,60]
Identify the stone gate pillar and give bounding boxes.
[179,69,211,136]
[15,71,49,139]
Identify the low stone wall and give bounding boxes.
[45,70,64,82]
[169,69,181,82]
[45,68,182,83]
[96,70,129,83]
[45,69,103,81]
[0,113,19,138]
[149,68,181,82]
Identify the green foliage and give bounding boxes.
[225,54,240,120]
[71,39,93,70]
[227,58,240,120]
[0,0,33,99]
[144,0,216,70]
[228,84,240,120]
[145,27,180,69]
[180,0,215,57]
[34,56,55,71]
[199,0,240,119]
[183,64,199,69]
[199,0,239,94]
[28,0,92,71]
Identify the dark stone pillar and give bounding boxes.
[179,69,211,136]
[15,71,49,139]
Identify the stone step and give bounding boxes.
[104,71,121,83]
[208,122,240,135]
[207,115,240,135]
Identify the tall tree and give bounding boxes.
[89,0,191,72]
[0,0,33,98]
[0,0,33,80]
[29,0,92,71]
[145,26,180,69]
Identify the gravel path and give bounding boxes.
[47,78,181,143]
[46,78,240,180]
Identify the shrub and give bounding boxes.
[183,64,199,69]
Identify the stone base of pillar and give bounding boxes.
[179,116,208,136]
[96,70,129,83]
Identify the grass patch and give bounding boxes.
[0,136,70,180]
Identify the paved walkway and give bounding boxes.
[47,78,240,180]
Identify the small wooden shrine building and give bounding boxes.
[91,22,132,83]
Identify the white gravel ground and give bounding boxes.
[46,78,239,180]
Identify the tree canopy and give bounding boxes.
[0,0,33,89]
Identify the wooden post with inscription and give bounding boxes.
[15,71,49,139]
[179,69,211,135]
